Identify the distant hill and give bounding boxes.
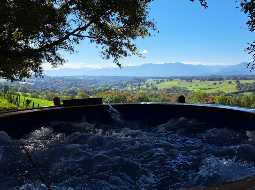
[46,62,254,77]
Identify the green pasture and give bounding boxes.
[157,80,239,93]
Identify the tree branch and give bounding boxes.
[38,6,114,52]
[38,20,94,52]
[72,33,97,39]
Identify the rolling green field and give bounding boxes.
[0,78,255,111]
[18,95,54,108]
[0,97,18,111]
[0,94,53,112]
[157,80,239,93]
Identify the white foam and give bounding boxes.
[1,118,255,189]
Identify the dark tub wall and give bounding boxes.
[0,104,255,138]
[0,105,112,138]
[113,104,255,129]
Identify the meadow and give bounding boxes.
[0,92,53,112]
[157,79,254,94]
[0,77,255,112]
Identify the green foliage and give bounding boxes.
[0,0,155,80]
[188,92,208,103]
[96,90,177,104]
[97,91,129,104]
[241,0,255,69]
[0,97,18,111]
[3,0,254,81]
[0,90,53,110]
[2,77,255,110]
[134,92,150,102]
[214,95,255,108]
[158,80,237,94]
[76,90,89,99]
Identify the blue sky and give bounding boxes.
[45,0,255,70]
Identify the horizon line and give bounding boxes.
[43,62,248,71]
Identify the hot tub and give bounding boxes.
[0,104,255,190]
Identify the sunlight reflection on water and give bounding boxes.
[1,115,255,190]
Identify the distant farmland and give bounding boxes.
[156,79,255,94]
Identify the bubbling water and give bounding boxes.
[1,116,255,190]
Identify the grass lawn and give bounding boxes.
[0,94,53,111]
[0,97,18,111]
[158,80,238,93]
[18,95,54,108]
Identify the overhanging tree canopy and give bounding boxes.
[0,0,156,80]
[0,0,253,80]
[241,0,255,70]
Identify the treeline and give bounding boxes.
[95,91,177,103]
[95,90,255,108]
[1,82,255,110]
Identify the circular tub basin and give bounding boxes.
[0,104,255,190]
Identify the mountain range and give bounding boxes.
[45,62,254,77]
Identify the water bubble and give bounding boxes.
[1,117,255,189]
